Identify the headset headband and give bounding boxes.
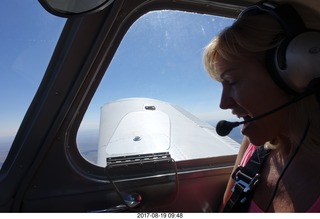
[239,1,306,38]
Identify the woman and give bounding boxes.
[203,0,320,212]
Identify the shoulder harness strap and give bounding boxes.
[223,146,270,212]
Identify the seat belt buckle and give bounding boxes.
[231,166,260,193]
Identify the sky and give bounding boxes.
[80,10,236,130]
[0,0,66,161]
[0,1,65,138]
[0,1,241,166]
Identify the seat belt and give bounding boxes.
[223,146,270,212]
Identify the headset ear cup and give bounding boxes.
[265,44,297,94]
[279,31,320,93]
[267,31,320,94]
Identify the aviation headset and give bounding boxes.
[238,0,320,95]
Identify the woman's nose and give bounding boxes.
[219,87,235,110]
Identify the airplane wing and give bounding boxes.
[97,97,239,166]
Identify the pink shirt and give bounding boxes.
[239,143,320,212]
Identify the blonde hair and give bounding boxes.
[203,8,320,150]
[203,13,284,81]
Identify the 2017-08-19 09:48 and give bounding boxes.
[136,213,184,218]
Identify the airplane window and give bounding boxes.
[77,10,241,167]
[0,1,66,169]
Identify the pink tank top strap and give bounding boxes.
[308,196,320,212]
[239,143,257,167]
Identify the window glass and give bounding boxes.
[0,0,66,169]
[77,10,240,166]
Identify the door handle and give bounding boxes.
[91,192,142,212]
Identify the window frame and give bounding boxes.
[0,1,246,211]
[64,0,243,180]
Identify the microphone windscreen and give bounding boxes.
[216,120,240,137]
